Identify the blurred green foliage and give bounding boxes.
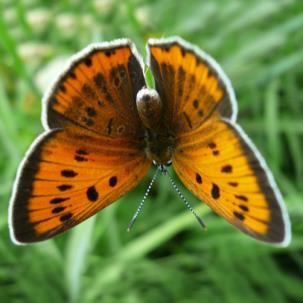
[0,0,303,302]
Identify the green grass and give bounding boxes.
[1,0,303,302]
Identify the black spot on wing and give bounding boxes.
[235,195,248,202]
[86,186,99,202]
[233,211,245,221]
[74,155,88,162]
[208,142,216,149]
[61,170,78,178]
[196,173,202,184]
[221,165,232,173]
[211,183,220,199]
[57,184,73,191]
[82,117,94,127]
[52,206,66,214]
[50,197,70,204]
[228,182,238,187]
[109,176,117,187]
[193,99,199,109]
[239,205,249,212]
[76,149,88,155]
[86,107,97,117]
[60,213,73,222]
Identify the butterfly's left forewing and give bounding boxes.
[44,39,146,139]
[10,127,150,243]
[148,37,237,134]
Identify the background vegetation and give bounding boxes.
[0,0,303,302]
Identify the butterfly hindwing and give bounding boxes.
[148,37,237,134]
[45,39,146,139]
[173,118,290,245]
[10,127,151,243]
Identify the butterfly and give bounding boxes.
[9,37,291,246]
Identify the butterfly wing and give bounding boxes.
[147,37,290,245]
[173,118,290,245]
[10,127,151,243]
[148,37,237,134]
[44,39,146,139]
[10,39,151,243]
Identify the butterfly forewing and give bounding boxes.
[45,39,146,139]
[10,127,151,243]
[148,38,236,134]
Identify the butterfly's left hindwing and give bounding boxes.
[173,118,290,245]
[10,127,151,243]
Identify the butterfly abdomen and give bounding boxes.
[136,88,175,165]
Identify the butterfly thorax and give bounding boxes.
[136,88,175,165]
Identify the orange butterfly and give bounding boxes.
[9,37,291,246]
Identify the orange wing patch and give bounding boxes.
[173,117,288,244]
[46,42,146,139]
[10,127,151,243]
[148,39,235,134]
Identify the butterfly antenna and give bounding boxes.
[127,167,159,232]
[165,169,207,230]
